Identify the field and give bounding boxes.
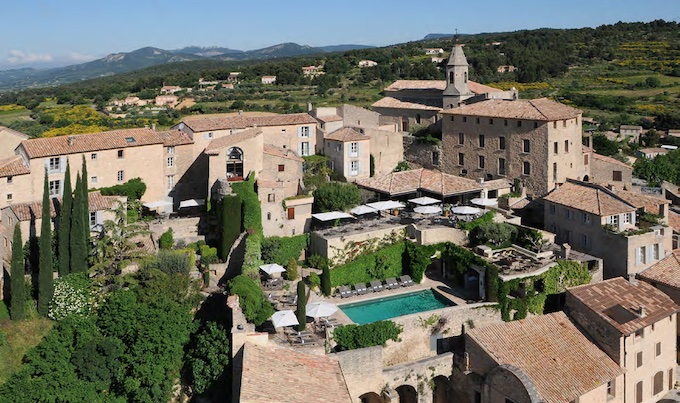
[0,108,31,126]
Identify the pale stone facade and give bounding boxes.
[0,127,28,159]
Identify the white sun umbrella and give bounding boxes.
[451,206,482,215]
[408,196,440,206]
[414,205,442,215]
[312,211,355,221]
[471,197,498,207]
[305,301,339,318]
[350,205,378,215]
[271,310,299,328]
[259,263,286,275]
[366,200,406,211]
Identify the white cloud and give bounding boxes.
[7,50,53,64]
[66,52,97,63]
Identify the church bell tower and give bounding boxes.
[442,44,472,109]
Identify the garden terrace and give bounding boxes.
[478,244,557,280]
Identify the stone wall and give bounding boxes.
[589,155,633,190]
[403,135,442,170]
[363,128,403,175]
[310,225,406,266]
[407,224,468,246]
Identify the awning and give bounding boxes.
[414,205,442,215]
[312,212,355,221]
[366,201,406,211]
[408,196,440,205]
[471,197,498,207]
[271,310,299,328]
[350,205,378,215]
[179,199,206,208]
[305,301,338,318]
[452,206,482,215]
[142,200,173,209]
[259,263,286,275]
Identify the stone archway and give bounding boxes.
[432,376,452,403]
[360,392,384,403]
[396,385,418,403]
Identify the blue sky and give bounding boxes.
[3,0,679,69]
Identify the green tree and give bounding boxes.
[70,174,88,273]
[159,227,174,250]
[296,281,306,332]
[81,156,90,247]
[645,76,661,88]
[403,242,429,283]
[218,195,242,261]
[591,133,620,156]
[58,161,72,277]
[320,264,331,296]
[185,321,230,396]
[10,224,26,320]
[286,257,298,280]
[38,171,54,316]
[393,161,410,172]
[227,275,274,326]
[312,182,361,212]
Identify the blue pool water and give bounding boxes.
[339,289,456,325]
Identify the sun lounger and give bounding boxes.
[399,275,414,287]
[339,285,352,298]
[385,277,399,289]
[369,280,383,292]
[354,283,368,295]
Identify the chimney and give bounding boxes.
[307,102,313,112]
[607,184,616,193]
[151,123,156,131]
[144,125,149,129]
[67,136,75,146]
[586,134,593,148]
[638,305,647,318]
[561,243,571,259]
[238,110,243,116]
[477,177,485,184]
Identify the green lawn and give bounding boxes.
[0,314,54,385]
[0,109,32,126]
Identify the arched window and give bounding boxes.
[416,114,421,124]
[228,147,243,161]
[449,71,454,84]
[464,72,468,83]
[653,371,664,395]
[226,147,244,180]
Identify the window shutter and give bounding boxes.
[635,248,640,266]
[96,211,103,226]
[44,159,50,171]
[646,246,653,264]
[658,243,664,258]
[298,142,303,156]
[297,127,302,138]
[60,157,67,173]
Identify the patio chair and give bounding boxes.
[339,285,351,299]
[370,280,384,293]
[399,275,414,287]
[354,283,368,296]
[385,277,399,289]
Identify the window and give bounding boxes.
[432,151,440,166]
[117,170,124,182]
[167,156,174,167]
[458,153,465,166]
[564,140,569,153]
[534,122,538,129]
[554,142,558,154]
[670,369,674,391]
[48,157,61,171]
[6,176,12,184]
[523,139,530,153]
[90,153,97,160]
[89,211,97,228]
[204,132,214,140]
[523,161,531,175]
[636,351,643,368]
[267,212,271,220]
[458,132,465,145]
[167,146,175,154]
[636,381,643,403]
[607,380,616,398]
[498,158,506,175]
[6,194,12,201]
[287,207,295,220]
[517,120,522,127]
[448,71,454,83]
[655,342,661,357]
[563,120,567,127]
[623,213,631,224]
[462,116,467,123]
[489,119,493,125]
[117,150,124,159]
[478,155,485,169]
[350,142,358,156]
[565,208,573,220]
[613,171,622,181]
[653,244,660,260]
[416,114,421,124]
[268,193,275,202]
[653,372,663,395]
[278,164,285,172]
[300,142,310,156]
[607,215,619,226]
[49,179,61,196]
[91,176,97,184]
[549,204,556,214]
[499,136,506,150]
[637,246,647,265]
[554,121,558,129]
[8,217,12,226]
[504,119,508,126]
[582,213,591,224]
[166,175,175,189]
[478,135,485,148]
[350,160,359,176]
[476,117,480,124]
[581,233,590,248]
[584,154,589,165]
[300,126,310,137]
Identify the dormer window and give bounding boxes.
[125,137,135,143]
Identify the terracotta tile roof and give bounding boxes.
[639,250,680,289]
[591,153,631,169]
[316,114,343,123]
[639,147,668,154]
[372,96,442,111]
[204,128,262,155]
[385,80,446,91]
[182,113,316,132]
[467,312,624,403]
[443,98,581,121]
[480,178,512,191]
[355,168,482,196]
[543,181,635,216]
[0,156,30,177]
[325,128,369,142]
[20,128,163,159]
[263,144,303,162]
[615,189,668,213]
[669,211,680,233]
[567,277,680,335]
[7,191,119,221]
[159,130,193,146]
[582,145,594,154]
[468,81,503,94]
[239,342,351,403]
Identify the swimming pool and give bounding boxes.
[339,289,456,325]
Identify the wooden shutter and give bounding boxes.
[287,207,295,220]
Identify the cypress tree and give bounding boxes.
[295,281,306,332]
[10,224,26,320]
[81,155,90,246]
[57,161,72,277]
[38,171,54,316]
[320,265,331,296]
[70,173,87,273]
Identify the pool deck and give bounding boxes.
[308,276,469,325]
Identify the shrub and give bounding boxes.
[308,272,321,290]
[200,245,218,266]
[242,236,263,279]
[403,242,429,283]
[145,250,191,275]
[261,235,309,266]
[185,321,230,396]
[231,175,263,235]
[48,273,91,321]
[458,211,495,232]
[228,275,274,326]
[393,161,410,172]
[99,177,147,201]
[313,182,361,212]
[333,321,403,351]
[286,257,298,280]
[159,228,174,250]
[330,242,405,287]
[470,222,518,247]
[308,254,329,270]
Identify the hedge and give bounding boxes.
[218,195,242,261]
[333,320,403,351]
[261,234,309,266]
[99,177,147,201]
[231,174,264,278]
[228,274,274,326]
[330,242,405,287]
